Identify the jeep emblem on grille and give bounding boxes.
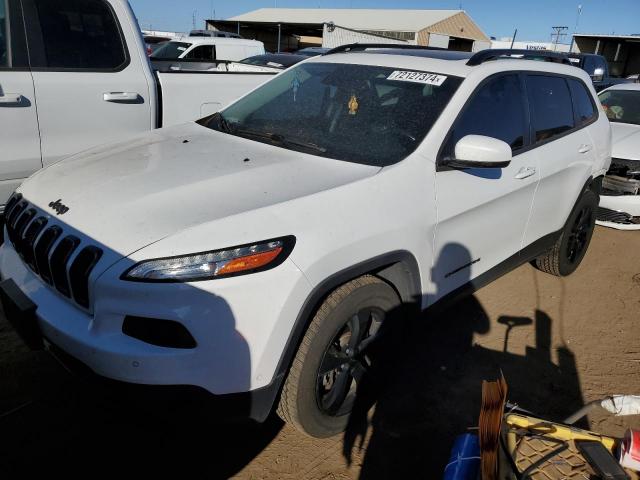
[48,199,69,215]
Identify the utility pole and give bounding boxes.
[551,26,568,51]
[569,4,583,52]
[510,28,518,49]
[192,10,197,30]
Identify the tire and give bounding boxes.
[534,188,598,277]
[276,275,401,438]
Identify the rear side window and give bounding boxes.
[185,45,215,61]
[0,0,7,66]
[568,78,597,126]
[22,0,127,70]
[441,74,527,159]
[526,75,574,143]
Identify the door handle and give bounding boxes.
[578,144,592,154]
[514,166,536,180]
[103,92,140,103]
[0,93,23,105]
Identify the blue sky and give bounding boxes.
[130,0,640,43]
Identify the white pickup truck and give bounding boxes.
[0,0,274,210]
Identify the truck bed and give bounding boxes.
[157,71,276,127]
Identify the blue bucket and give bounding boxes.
[443,433,481,480]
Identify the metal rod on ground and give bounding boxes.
[510,29,517,49]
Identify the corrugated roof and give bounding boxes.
[574,33,640,39]
[228,8,463,32]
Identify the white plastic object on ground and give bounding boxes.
[600,395,640,416]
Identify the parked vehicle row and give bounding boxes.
[0,0,273,211]
[0,44,611,437]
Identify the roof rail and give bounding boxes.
[323,43,447,56]
[466,49,571,66]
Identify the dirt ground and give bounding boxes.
[1,225,640,478]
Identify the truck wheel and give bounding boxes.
[277,275,401,438]
[534,189,598,277]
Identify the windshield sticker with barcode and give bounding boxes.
[387,71,447,86]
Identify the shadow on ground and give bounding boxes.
[342,294,585,479]
[0,285,585,477]
[0,350,284,476]
[0,293,585,478]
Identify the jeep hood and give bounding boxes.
[19,123,379,255]
[611,122,640,161]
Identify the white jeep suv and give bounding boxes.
[0,46,611,437]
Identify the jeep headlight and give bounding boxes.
[122,236,295,282]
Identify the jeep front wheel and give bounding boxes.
[276,275,401,438]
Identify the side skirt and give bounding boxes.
[427,229,561,315]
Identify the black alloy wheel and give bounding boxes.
[316,307,383,416]
[566,204,595,265]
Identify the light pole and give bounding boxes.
[569,4,583,52]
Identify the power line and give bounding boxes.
[551,26,568,51]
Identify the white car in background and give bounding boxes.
[151,36,265,67]
[597,83,640,229]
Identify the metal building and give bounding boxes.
[490,39,571,53]
[206,8,490,53]
[572,34,640,77]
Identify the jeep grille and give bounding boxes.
[4,193,103,309]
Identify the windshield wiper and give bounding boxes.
[208,112,233,133]
[234,128,327,154]
[283,138,327,154]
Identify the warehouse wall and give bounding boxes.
[425,12,490,44]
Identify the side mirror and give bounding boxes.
[592,67,605,82]
[447,135,512,169]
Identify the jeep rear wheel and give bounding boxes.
[276,275,401,438]
[534,189,598,277]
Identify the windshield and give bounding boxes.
[599,89,640,125]
[151,41,191,59]
[199,62,462,166]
